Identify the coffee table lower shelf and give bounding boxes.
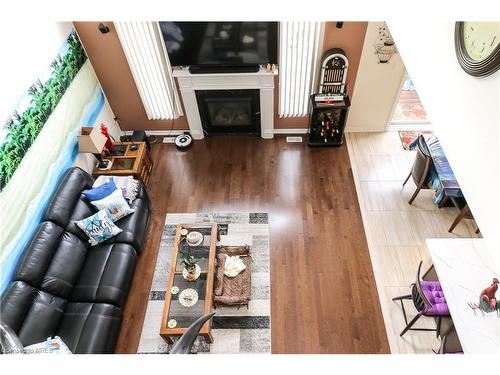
[160,329,214,345]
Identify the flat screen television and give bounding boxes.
[159,22,278,71]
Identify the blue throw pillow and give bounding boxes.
[82,179,117,201]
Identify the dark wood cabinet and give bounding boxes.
[307,94,350,147]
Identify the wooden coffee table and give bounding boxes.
[160,223,218,344]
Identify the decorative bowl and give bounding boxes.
[186,231,203,246]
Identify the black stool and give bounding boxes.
[120,130,150,150]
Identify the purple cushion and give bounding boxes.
[420,280,449,316]
[420,280,443,291]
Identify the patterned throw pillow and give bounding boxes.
[90,189,135,222]
[75,210,122,246]
[93,176,139,202]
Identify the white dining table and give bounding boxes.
[427,238,500,354]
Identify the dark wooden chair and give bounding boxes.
[437,335,463,354]
[403,135,433,204]
[392,262,450,337]
[436,321,463,354]
[169,313,215,354]
[448,197,479,234]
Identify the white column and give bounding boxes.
[178,89,204,140]
[260,88,274,139]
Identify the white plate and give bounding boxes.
[179,288,199,307]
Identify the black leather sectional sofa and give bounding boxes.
[0,167,150,353]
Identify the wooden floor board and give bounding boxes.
[114,136,389,354]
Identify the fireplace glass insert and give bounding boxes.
[195,89,260,135]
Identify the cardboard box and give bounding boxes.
[77,127,107,153]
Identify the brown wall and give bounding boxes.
[74,22,188,131]
[322,22,367,101]
[75,21,367,132]
[274,21,367,129]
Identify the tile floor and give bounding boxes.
[346,131,480,354]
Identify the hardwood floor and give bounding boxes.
[115,136,390,354]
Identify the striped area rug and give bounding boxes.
[137,213,271,354]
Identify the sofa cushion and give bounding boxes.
[70,243,137,307]
[39,232,89,298]
[17,290,67,346]
[135,183,150,206]
[65,198,100,241]
[44,167,95,228]
[109,196,150,254]
[57,302,122,354]
[0,281,38,333]
[0,281,67,346]
[14,222,65,287]
[15,221,89,299]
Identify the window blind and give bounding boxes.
[115,21,182,120]
[279,21,323,118]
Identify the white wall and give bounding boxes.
[346,22,405,132]
[0,21,120,175]
[389,20,500,264]
[0,61,111,292]
[72,63,121,174]
[0,21,119,137]
[0,22,74,124]
[0,23,121,283]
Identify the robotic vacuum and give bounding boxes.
[174,133,193,151]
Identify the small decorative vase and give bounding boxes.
[183,264,201,281]
[185,266,196,281]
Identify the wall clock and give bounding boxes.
[455,22,500,77]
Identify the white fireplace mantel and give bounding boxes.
[172,67,277,139]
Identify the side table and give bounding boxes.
[92,141,153,186]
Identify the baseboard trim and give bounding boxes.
[273,128,308,134]
[124,128,309,136]
[387,123,432,131]
[345,127,387,133]
[123,130,190,136]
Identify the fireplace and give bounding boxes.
[172,67,275,139]
[195,89,260,136]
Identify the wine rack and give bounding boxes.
[307,94,350,147]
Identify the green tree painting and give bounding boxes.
[0,30,87,191]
